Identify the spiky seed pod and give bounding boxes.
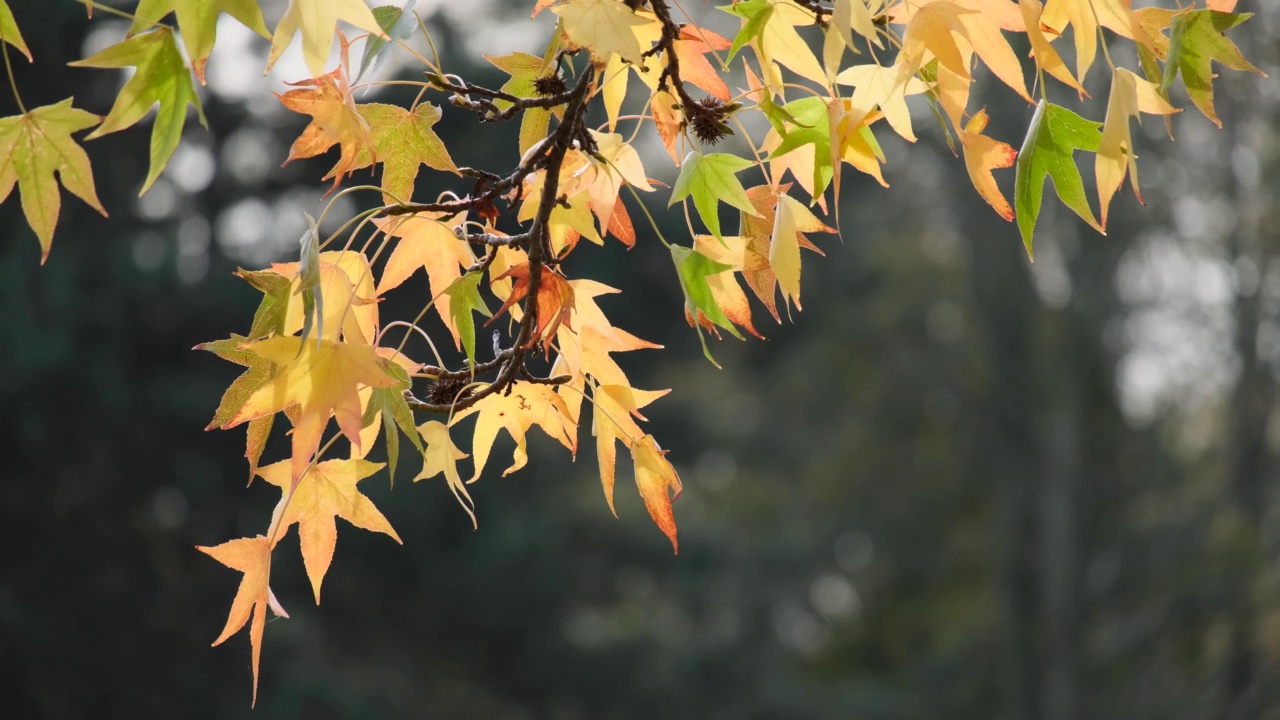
[426,376,474,407]
[533,74,567,96]
[688,96,734,145]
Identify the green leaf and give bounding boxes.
[443,273,492,370]
[720,0,772,62]
[670,244,742,367]
[361,362,423,488]
[196,334,272,428]
[239,269,293,339]
[767,96,834,199]
[669,152,759,241]
[350,102,457,203]
[130,0,269,82]
[1162,9,1261,128]
[0,99,106,262]
[1014,100,1103,258]
[70,27,206,194]
[0,0,31,61]
[358,1,418,86]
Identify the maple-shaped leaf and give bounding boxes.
[960,109,1018,222]
[197,535,286,706]
[452,380,575,481]
[1018,0,1086,95]
[69,28,205,194]
[551,0,659,66]
[734,184,831,321]
[227,336,399,486]
[348,102,458,203]
[0,99,106,262]
[888,0,1032,104]
[278,65,374,188]
[1014,100,1104,257]
[374,213,475,346]
[675,25,733,101]
[650,90,685,165]
[1161,9,1262,127]
[592,383,669,516]
[0,0,31,61]
[1096,68,1178,228]
[670,151,760,241]
[414,420,475,527]
[267,0,386,78]
[831,0,883,54]
[130,0,269,83]
[631,434,682,553]
[486,48,562,154]
[258,457,401,603]
[198,334,273,434]
[898,2,974,82]
[488,263,576,352]
[443,273,492,368]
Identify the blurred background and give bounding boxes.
[2,1,1279,718]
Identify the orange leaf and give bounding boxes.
[631,434,682,553]
[373,213,475,347]
[592,384,669,516]
[960,109,1018,221]
[675,25,732,101]
[277,65,373,187]
[487,263,576,352]
[197,535,284,706]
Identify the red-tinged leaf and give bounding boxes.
[592,384,669,516]
[650,89,685,165]
[631,434,682,553]
[604,197,636,247]
[487,263,576,352]
[277,63,373,187]
[197,535,281,706]
[452,380,576,481]
[960,109,1018,222]
[675,25,732,101]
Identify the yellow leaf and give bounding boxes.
[452,381,576,481]
[1096,67,1178,228]
[551,0,659,66]
[267,0,386,78]
[257,457,400,603]
[1018,0,1085,94]
[755,0,828,94]
[0,99,106,263]
[373,213,475,347]
[270,250,379,345]
[414,420,474,527]
[835,63,928,142]
[227,336,398,486]
[277,65,374,187]
[591,383,669,516]
[898,2,975,82]
[770,192,833,311]
[691,234,766,338]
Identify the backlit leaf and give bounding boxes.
[267,0,386,78]
[1014,100,1104,257]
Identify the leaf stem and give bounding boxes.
[1,39,25,114]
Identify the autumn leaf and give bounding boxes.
[0,99,106,262]
[770,191,833,312]
[1014,100,1104,257]
[267,0,386,78]
[552,0,659,66]
[0,0,31,61]
[591,383,669,516]
[691,233,765,340]
[443,272,492,368]
[960,109,1018,222]
[258,457,401,602]
[650,90,685,165]
[675,25,733,101]
[486,49,561,155]
[415,420,474,527]
[269,250,380,345]
[725,0,826,94]
[897,1,974,82]
[130,0,269,83]
[227,336,399,486]
[831,0,882,54]
[278,66,374,187]
[452,380,575,481]
[487,263,576,351]
[835,63,928,142]
[197,535,284,707]
[1161,9,1262,128]
[670,151,760,241]
[374,213,475,346]
[671,244,741,366]
[349,102,458,203]
[631,434,682,553]
[1096,68,1178,228]
[1017,0,1085,95]
[69,28,205,194]
[358,360,424,485]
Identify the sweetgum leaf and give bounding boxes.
[669,151,759,241]
[1162,9,1262,127]
[1014,100,1103,258]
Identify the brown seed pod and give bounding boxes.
[688,96,734,145]
[533,74,568,97]
[426,376,474,407]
